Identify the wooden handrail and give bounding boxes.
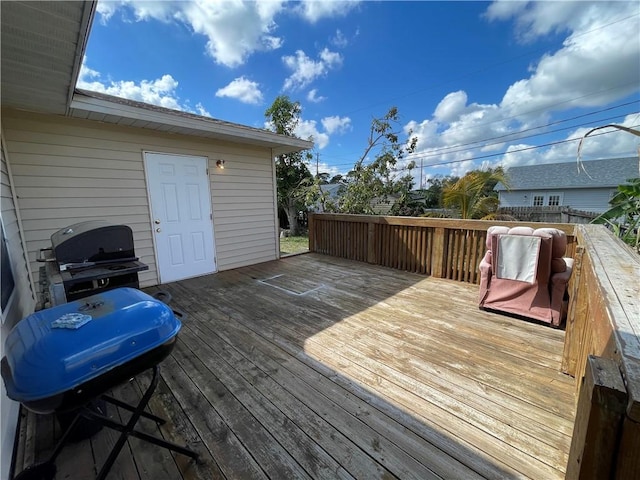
[309,213,576,284]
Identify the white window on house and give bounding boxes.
[548,195,561,206]
[533,195,544,206]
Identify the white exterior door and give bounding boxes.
[144,152,216,283]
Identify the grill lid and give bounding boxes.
[50,220,135,267]
[2,288,181,404]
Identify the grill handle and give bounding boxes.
[37,248,55,263]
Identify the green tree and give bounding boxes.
[339,107,418,214]
[442,168,508,219]
[265,96,313,235]
[422,175,457,208]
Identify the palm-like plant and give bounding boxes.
[442,169,509,219]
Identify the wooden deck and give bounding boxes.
[12,253,576,480]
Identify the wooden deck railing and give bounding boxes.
[308,214,576,284]
[308,213,639,478]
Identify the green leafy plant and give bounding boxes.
[592,177,640,252]
[442,168,509,219]
[339,107,418,214]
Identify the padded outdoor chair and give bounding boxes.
[478,226,574,327]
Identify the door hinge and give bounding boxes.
[210,213,213,220]
[206,168,209,176]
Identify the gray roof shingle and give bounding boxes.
[495,157,639,191]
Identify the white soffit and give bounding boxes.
[0,1,94,115]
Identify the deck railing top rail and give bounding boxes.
[313,213,576,235]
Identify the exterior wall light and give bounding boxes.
[216,160,225,169]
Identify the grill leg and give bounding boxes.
[87,365,198,480]
[101,394,166,425]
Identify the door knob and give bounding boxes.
[154,219,161,224]
[156,228,161,233]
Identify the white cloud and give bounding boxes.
[95,1,360,68]
[195,102,211,117]
[501,112,640,169]
[283,48,343,91]
[406,1,640,172]
[295,0,360,23]
[215,76,263,104]
[95,0,285,68]
[314,161,342,179]
[331,29,348,48]
[434,91,468,123]
[77,58,211,116]
[307,89,326,103]
[321,116,351,134]
[296,119,330,149]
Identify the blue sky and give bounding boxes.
[79,1,640,186]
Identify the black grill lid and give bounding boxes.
[51,220,135,266]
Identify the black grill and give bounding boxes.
[39,220,148,307]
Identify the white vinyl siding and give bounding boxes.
[561,188,616,213]
[2,109,279,287]
[499,188,616,213]
[1,135,36,480]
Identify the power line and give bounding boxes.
[397,124,640,172]
[404,110,638,162]
[317,83,640,164]
[317,104,638,169]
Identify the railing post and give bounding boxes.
[367,220,376,264]
[308,213,315,252]
[432,227,446,278]
[566,355,627,479]
[562,245,585,376]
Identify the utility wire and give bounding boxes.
[318,83,639,164]
[404,110,639,162]
[394,124,640,172]
[317,105,638,169]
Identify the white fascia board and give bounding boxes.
[69,94,313,155]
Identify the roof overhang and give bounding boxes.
[0,1,95,116]
[69,91,313,156]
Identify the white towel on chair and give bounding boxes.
[496,235,541,284]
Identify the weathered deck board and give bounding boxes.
[13,253,576,479]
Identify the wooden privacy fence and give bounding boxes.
[308,213,576,284]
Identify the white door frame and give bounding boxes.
[143,151,216,283]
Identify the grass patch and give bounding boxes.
[280,235,309,255]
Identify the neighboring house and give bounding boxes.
[370,194,401,215]
[0,2,311,476]
[495,157,639,214]
[311,183,345,212]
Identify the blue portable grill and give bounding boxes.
[1,287,198,480]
